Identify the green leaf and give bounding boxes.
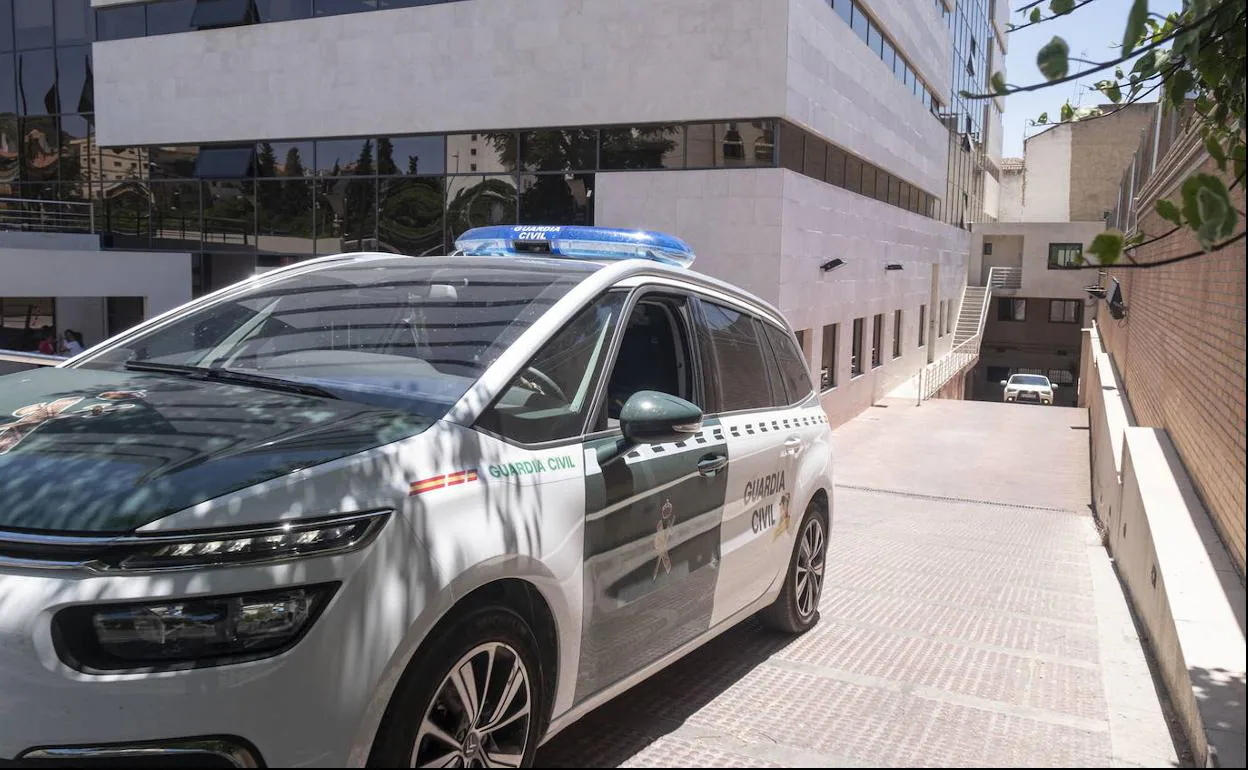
[1060,102,1075,122]
[1154,199,1183,226]
[1115,67,1125,79]
[1037,112,1049,125]
[1167,68,1195,108]
[991,72,1008,94]
[1037,37,1070,81]
[1204,134,1227,171]
[1124,0,1149,54]
[1088,231,1125,265]
[1181,174,1236,250]
[1195,186,1234,250]
[1051,0,1076,14]
[1030,7,1042,23]
[1101,80,1122,103]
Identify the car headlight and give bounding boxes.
[108,511,390,572]
[54,584,339,672]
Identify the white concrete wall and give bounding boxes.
[983,173,1001,222]
[999,167,1024,221]
[858,0,952,99]
[94,0,789,145]
[595,167,969,428]
[786,0,949,197]
[973,220,1105,299]
[55,297,107,348]
[1081,324,1247,770]
[0,248,192,318]
[1018,125,1073,221]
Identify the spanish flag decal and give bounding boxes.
[409,469,479,496]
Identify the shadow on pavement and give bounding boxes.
[537,615,798,767]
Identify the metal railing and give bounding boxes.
[914,272,997,401]
[0,197,96,234]
[988,265,1021,290]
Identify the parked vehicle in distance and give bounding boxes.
[1001,373,1057,405]
[0,225,835,768]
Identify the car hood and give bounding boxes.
[0,367,431,534]
[1009,384,1052,392]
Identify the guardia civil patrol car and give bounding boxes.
[0,226,833,768]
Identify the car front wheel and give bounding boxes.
[761,500,829,634]
[370,606,546,768]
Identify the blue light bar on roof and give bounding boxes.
[453,225,696,268]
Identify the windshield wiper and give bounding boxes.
[123,360,341,400]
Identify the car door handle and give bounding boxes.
[697,453,729,477]
[783,436,803,456]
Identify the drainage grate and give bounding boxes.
[834,484,1083,514]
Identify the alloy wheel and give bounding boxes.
[411,642,532,768]
[795,516,826,619]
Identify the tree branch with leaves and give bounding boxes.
[967,0,1245,265]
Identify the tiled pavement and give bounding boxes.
[537,398,1187,767]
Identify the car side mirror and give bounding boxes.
[597,391,703,466]
[999,380,1008,386]
[1051,384,1059,388]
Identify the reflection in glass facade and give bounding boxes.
[941,0,994,229]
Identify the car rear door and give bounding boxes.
[691,298,801,624]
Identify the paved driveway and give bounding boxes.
[538,399,1185,767]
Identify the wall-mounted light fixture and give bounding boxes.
[820,258,845,272]
[885,263,904,271]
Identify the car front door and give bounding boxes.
[575,289,730,704]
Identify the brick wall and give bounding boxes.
[1068,103,1155,221]
[1098,156,1246,574]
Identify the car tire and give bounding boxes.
[761,500,829,634]
[369,605,548,769]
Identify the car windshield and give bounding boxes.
[75,257,595,418]
[1009,375,1051,387]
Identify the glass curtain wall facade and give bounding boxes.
[941,0,993,230]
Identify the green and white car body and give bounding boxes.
[0,226,833,768]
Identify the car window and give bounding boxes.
[476,292,629,444]
[1009,375,1051,387]
[761,321,813,404]
[696,300,774,413]
[76,258,590,419]
[595,294,697,431]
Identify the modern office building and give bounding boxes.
[2,0,1006,426]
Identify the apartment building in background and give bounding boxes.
[3,0,1006,427]
[969,103,1153,404]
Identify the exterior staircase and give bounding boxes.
[953,285,989,347]
[890,266,1014,401]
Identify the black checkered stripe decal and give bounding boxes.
[623,410,828,461]
[625,425,726,461]
[723,412,828,439]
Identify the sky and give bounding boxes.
[1000,0,1183,157]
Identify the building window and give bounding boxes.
[191,0,259,31]
[997,298,1027,322]
[986,365,1010,383]
[871,313,883,368]
[918,304,926,347]
[892,308,902,358]
[1048,242,1083,269]
[982,241,993,255]
[820,323,838,390]
[850,318,864,377]
[1049,299,1082,324]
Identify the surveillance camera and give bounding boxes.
[820,258,845,272]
